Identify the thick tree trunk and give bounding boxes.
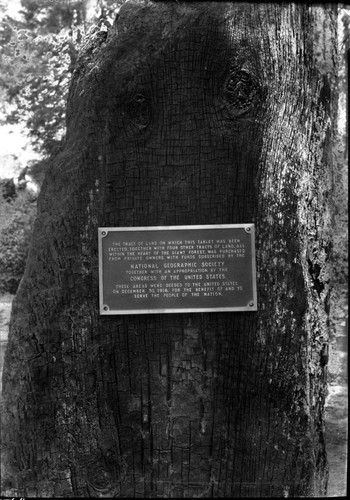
[1,2,337,497]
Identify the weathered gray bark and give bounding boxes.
[1,2,337,497]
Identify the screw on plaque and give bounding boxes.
[101,230,107,237]
[249,301,255,307]
[103,305,109,311]
[245,226,251,233]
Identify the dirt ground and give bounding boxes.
[0,293,347,496]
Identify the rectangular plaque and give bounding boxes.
[98,224,257,314]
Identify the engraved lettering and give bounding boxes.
[100,226,256,313]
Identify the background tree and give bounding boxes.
[0,0,122,156]
[0,0,124,294]
[0,1,342,498]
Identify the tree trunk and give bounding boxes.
[1,2,337,497]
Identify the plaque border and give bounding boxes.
[98,224,257,314]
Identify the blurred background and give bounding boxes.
[0,0,127,299]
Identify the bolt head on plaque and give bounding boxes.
[98,224,257,314]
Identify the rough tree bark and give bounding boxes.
[1,2,337,497]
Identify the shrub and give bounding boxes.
[0,191,36,294]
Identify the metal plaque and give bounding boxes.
[98,224,257,314]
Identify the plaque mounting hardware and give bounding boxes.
[98,224,257,314]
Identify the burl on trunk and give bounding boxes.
[1,2,335,497]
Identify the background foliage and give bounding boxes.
[0,0,124,156]
[0,190,36,293]
[0,0,126,293]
